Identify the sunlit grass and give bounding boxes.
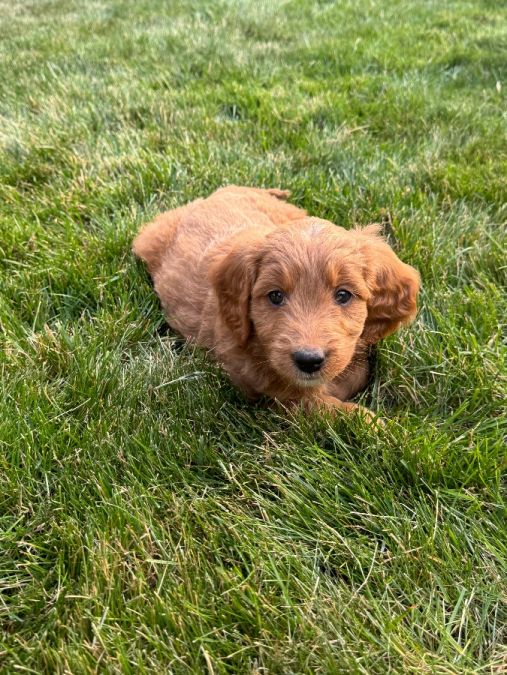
[0,0,506,672]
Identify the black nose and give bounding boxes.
[292,349,325,374]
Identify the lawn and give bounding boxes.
[1,0,506,672]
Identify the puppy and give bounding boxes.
[133,186,420,419]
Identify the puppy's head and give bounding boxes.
[210,220,420,389]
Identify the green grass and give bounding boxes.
[1,0,506,672]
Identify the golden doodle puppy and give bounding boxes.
[133,186,420,420]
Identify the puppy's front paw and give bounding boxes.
[317,395,384,427]
[353,404,385,427]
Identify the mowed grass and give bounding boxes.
[0,0,506,671]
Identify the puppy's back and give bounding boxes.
[132,186,305,276]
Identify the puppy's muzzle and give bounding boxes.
[292,349,325,374]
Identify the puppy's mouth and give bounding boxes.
[293,371,325,388]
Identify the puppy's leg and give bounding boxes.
[132,205,188,276]
[292,392,381,425]
[315,394,378,421]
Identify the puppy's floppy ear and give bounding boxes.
[356,225,421,345]
[208,234,264,346]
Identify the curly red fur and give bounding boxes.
[133,186,420,419]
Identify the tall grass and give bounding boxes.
[0,0,506,672]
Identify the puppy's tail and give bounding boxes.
[265,188,291,200]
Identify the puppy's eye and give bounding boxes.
[268,290,285,306]
[334,288,353,305]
